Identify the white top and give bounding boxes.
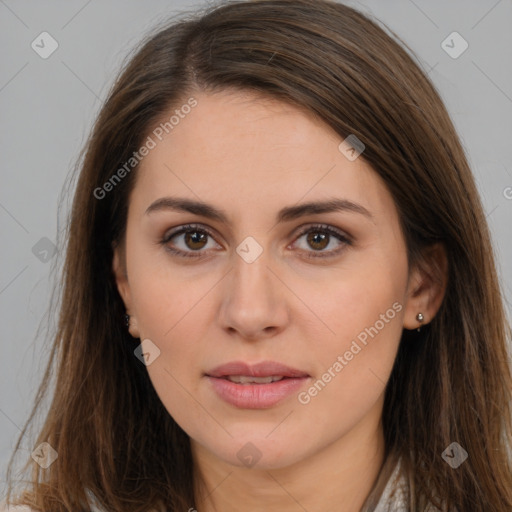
[373,460,444,512]
[373,457,408,511]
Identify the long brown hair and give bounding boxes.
[5,0,512,510]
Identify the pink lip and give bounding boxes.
[205,360,310,409]
[207,361,309,379]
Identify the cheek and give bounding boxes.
[127,236,216,339]
[130,271,213,375]
[316,255,405,341]
[129,277,211,434]
[302,255,406,406]
[125,249,217,409]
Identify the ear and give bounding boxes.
[402,242,448,330]
[112,241,140,339]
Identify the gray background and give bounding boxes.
[1,0,511,495]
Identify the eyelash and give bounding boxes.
[160,223,352,260]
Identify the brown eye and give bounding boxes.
[293,224,352,258]
[161,224,220,258]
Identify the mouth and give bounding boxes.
[222,375,289,384]
[205,361,310,409]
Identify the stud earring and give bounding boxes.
[124,313,130,328]
[416,312,424,332]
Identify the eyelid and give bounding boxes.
[292,223,352,244]
[163,224,218,241]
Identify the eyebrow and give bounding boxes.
[145,196,374,224]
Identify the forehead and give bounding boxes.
[132,90,395,224]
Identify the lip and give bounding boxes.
[205,360,310,409]
[206,361,309,379]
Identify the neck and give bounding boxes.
[191,403,386,512]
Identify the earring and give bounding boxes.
[124,313,130,328]
[416,312,424,332]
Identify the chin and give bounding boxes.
[203,434,313,471]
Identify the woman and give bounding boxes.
[3,0,512,510]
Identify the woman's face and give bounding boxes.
[114,89,420,470]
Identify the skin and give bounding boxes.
[113,89,447,512]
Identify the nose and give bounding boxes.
[217,248,290,341]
